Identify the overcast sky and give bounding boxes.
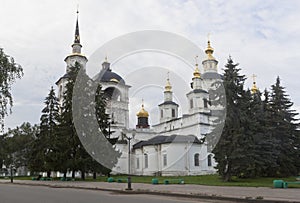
[1,0,300,130]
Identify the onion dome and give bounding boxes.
[193,64,201,78]
[165,78,172,92]
[251,74,259,94]
[93,58,125,85]
[136,104,149,118]
[205,40,215,60]
[251,82,258,94]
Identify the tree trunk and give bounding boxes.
[47,171,51,178]
[81,171,85,180]
[72,170,75,179]
[63,172,67,179]
[93,172,96,180]
[224,162,232,182]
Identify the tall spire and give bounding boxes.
[63,7,87,74]
[74,9,80,44]
[71,8,82,54]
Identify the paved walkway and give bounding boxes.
[0,179,299,202]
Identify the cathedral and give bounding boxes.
[56,13,223,176]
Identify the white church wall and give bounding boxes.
[111,143,129,174]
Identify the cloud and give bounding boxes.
[1,0,299,130]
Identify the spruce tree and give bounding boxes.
[28,86,60,175]
[212,57,247,181]
[236,89,257,178]
[72,67,119,178]
[253,89,280,177]
[56,62,82,177]
[269,76,299,176]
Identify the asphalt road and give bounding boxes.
[0,184,235,203]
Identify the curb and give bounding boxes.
[1,182,299,203]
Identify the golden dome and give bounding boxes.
[251,82,258,94]
[165,78,172,92]
[193,64,201,78]
[136,104,149,118]
[205,40,215,60]
[251,74,258,94]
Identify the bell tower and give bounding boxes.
[56,10,88,106]
[186,59,210,114]
[158,74,179,123]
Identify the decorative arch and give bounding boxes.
[208,154,212,167]
[103,87,122,101]
[194,153,200,166]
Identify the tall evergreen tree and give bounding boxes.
[71,67,118,178]
[28,87,60,175]
[212,57,248,181]
[253,89,280,177]
[269,76,299,176]
[56,63,81,177]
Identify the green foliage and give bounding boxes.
[268,77,299,176]
[28,86,60,174]
[55,62,115,178]
[0,48,23,130]
[212,57,248,181]
[212,57,300,180]
[2,122,38,169]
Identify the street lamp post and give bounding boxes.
[126,136,132,190]
[123,129,136,191]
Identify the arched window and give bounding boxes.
[172,109,175,117]
[204,98,208,108]
[103,87,122,101]
[208,154,212,167]
[194,153,199,166]
[144,154,148,168]
[163,154,167,166]
[136,158,140,169]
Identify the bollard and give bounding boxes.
[126,176,132,190]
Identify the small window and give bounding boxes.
[136,158,140,169]
[161,110,163,118]
[208,154,212,167]
[204,99,208,108]
[144,154,148,168]
[172,109,175,117]
[194,153,200,166]
[190,99,193,109]
[163,154,167,166]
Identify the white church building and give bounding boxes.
[56,14,222,176]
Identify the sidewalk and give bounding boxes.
[0,179,299,202]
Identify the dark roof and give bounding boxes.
[202,72,223,80]
[93,68,125,85]
[133,134,201,149]
[192,89,208,94]
[55,73,70,85]
[158,101,179,106]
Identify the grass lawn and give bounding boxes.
[11,174,300,188]
[111,174,300,188]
